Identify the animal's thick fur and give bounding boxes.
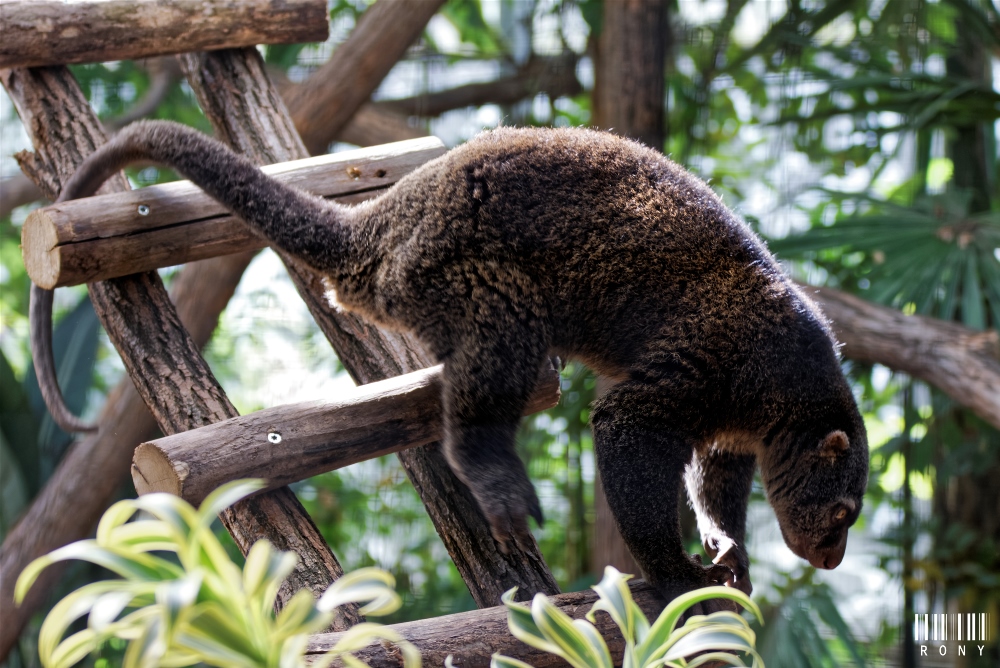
[36,120,869,607]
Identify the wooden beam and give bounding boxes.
[22,138,446,289]
[305,580,664,668]
[0,0,328,69]
[133,364,561,504]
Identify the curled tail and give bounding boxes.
[33,120,350,433]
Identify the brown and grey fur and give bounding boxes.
[33,120,868,607]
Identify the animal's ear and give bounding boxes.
[819,430,850,462]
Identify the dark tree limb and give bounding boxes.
[379,54,582,117]
[104,57,183,131]
[808,285,1000,431]
[285,0,447,154]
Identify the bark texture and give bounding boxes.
[0,0,328,68]
[592,0,668,149]
[305,580,665,668]
[176,46,360,630]
[22,138,445,288]
[809,285,1000,431]
[133,365,560,503]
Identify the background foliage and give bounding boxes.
[2,0,999,666]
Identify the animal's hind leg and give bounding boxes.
[441,324,549,552]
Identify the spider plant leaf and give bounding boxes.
[683,651,754,667]
[662,628,758,663]
[318,567,401,616]
[16,541,177,604]
[491,653,537,668]
[531,593,611,668]
[586,566,645,642]
[274,589,321,638]
[500,588,560,655]
[196,479,267,530]
[639,587,759,665]
[109,519,179,553]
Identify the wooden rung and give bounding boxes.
[22,137,446,289]
[0,0,329,69]
[132,363,562,504]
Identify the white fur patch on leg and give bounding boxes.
[321,277,346,313]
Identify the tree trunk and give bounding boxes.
[589,0,669,578]
[592,0,668,149]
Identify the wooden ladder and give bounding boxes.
[4,0,662,661]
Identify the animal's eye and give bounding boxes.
[834,507,848,521]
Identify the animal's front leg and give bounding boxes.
[592,381,734,612]
[684,447,755,595]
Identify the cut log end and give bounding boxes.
[21,209,61,290]
[132,442,185,497]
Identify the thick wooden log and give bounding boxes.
[22,138,446,289]
[133,364,561,503]
[172,46,362,631]
[305,580,664,668]
[0,0,328,69]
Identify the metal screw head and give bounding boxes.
[137,205,150,216]
[267,432,282,444]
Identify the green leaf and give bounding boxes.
[16,541,176,604]
[328,622,421,668]
[197,479,266,530]
[318,567,402,617]
[586,566,645,643]
[663,628,759,662]
[531,593,611,668]
[639,587,759,665]
[491,654,537,668]
[683,651,754,667]
[500,588,561,656]
[274,589,322,638]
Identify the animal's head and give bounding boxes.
[761,403,869,570]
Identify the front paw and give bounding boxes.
[650,555,744,617]
[703,534,752,596]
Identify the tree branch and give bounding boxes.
[378,54,582,117]
[807,284,1000,430]
[285,0,447,154]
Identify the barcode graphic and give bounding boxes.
[914,614,991,642]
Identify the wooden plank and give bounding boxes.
[304,580,664,668]
[22,139,445,289]
[170,45,361,631]
[0,0,329,69]
[132,363,561,504]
